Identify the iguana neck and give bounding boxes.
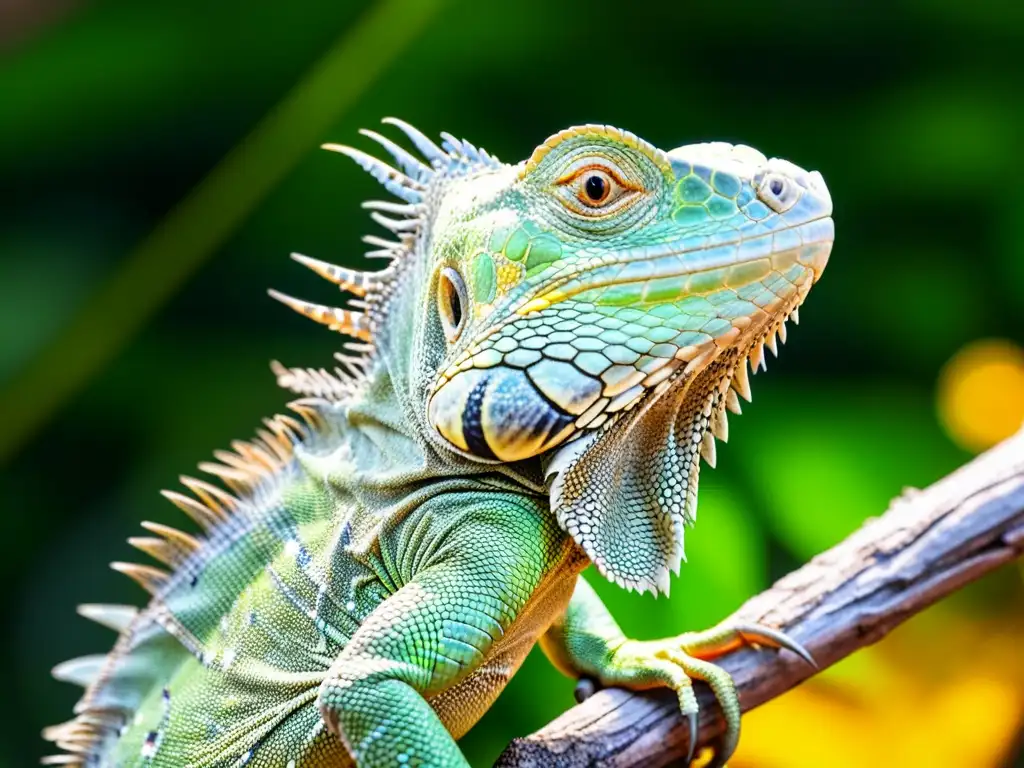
[293,235,548,524]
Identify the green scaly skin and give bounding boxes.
[45,120,833,767]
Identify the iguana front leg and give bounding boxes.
[540,577,813,767]
[318,497,576,767]
[317,569,475,768]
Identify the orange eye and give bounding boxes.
[554,163,641,216]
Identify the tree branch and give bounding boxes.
[497,428,1024,767]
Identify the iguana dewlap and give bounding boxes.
[46,120,833,767]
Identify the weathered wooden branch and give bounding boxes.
[498,428,1024,767]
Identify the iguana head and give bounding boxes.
[273,121,833,594]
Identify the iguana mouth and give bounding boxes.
[510,216,834,318]
[580,237,827,447]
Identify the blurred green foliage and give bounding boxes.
[1,0,1022,766]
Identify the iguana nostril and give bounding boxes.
[769,178,784,196]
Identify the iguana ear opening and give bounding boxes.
[545,368,731,596]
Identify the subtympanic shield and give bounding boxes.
[427,364,604,462]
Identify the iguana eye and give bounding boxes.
[438,267,467,342]
[580,169,613,205]
[554,162,641,217]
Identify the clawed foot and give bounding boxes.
[586,622,814,767]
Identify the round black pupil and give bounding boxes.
[769,178,785,196]
[445,277,462,329]
[585,174,607,201]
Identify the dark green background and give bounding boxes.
[2,0,1022,765]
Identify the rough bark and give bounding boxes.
[497,429,1024,767]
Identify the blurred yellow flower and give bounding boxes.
[937,338,1024,453]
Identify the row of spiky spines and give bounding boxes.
[42,118,502,765]
[38,117,473,765]
[42,404,327,766]
[269,118,502,401]
[693,283,806,469]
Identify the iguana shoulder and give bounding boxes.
[46,401,574,766]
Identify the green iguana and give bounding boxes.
[45,120,833,768]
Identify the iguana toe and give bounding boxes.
[595,622,813,766]
[677,621,816,669]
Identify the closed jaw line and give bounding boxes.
[515,216,835,316]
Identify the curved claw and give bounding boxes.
[674,677,700,765]
[731,622,817,669]
[677,621,818,670]
[664,650,740,767]
[684,709,698,766]
[705,738,729,768]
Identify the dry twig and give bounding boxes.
[498,429,1024,767]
